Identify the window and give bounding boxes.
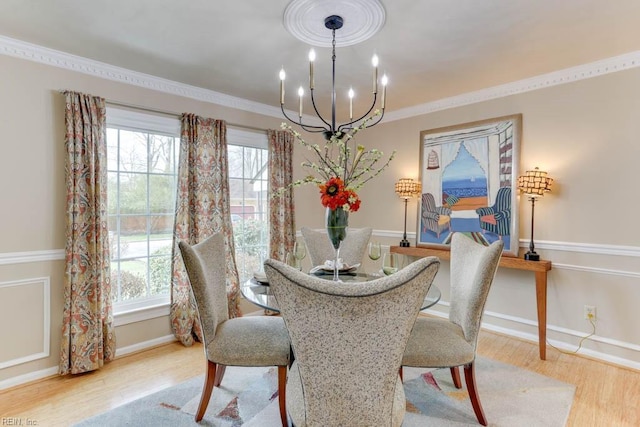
[105,110,270,315]
[227,128,269,283]
[106,108,180,313]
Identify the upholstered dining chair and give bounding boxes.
[300,226,372,267]
[401,233,503,426]
[264,256,440,427]
[178,234,290,425]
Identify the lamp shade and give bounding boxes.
[395,178,421,199]
[517,167,553,197]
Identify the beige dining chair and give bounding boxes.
[178,234,291,425]
[264,256,440,427]
[300,226,372,267]
[401,233,503,426]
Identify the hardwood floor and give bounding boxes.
[1,330,638,426]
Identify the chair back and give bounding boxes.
[422,192,437,212]
[301,226,372,267]
[178,233,229,345]
[492,187,511,211]
[264,257,440,426]
[449,233,503,348]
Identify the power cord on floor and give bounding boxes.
[546,313,596,355]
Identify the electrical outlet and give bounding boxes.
[584,305,596,321]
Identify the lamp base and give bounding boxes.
[524,251,540,261]
[399,239,410,247]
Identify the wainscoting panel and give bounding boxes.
[0,277,50,369]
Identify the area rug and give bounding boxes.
[75,357,574,426]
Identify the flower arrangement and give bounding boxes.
[280,111,395,212]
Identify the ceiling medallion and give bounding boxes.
[283,0,386,47]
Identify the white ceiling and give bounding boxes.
[1,0,639,117]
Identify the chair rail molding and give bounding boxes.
[0,249,65,265]
[1,35,639,123]
[531,239,640,257]
[373,231,640,257]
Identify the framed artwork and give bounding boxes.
[417,114,521,256]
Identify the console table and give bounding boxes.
[390,245,552,360]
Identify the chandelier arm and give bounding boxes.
[281,105,328,132]
[309,88,332,129]
[337,94,379,133]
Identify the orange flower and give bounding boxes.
[319,177,361,212]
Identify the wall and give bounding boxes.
[0,54,284,388]
[294,67,640,367]
[1,48,639,389]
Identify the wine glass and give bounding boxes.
[293,240,307,266]
[368,241,381,261]
[368,241,381,275]
[382,252,400,276]
[285,252,301,270]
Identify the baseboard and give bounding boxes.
[423,305,640,371]
[0,366,59,391]
[0,334,177,391]
[114,334,178,358]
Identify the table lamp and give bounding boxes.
[395,178,422,247]
[517,167,553,261]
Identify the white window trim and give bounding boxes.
[106,107,180,135]
[107,107,180,322]
[113,298,170,326]
[227,126,268,149]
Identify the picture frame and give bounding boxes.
[417,114,521,256]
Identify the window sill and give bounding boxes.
[114,301,170,327]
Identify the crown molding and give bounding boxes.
[0,35,284,120]
[384,50,640,122]
[1,35,640,123]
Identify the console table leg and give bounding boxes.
[535,271,547,360]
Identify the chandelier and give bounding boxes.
[279,14,387,140]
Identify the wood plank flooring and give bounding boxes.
[1,330,638,426]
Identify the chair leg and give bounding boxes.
[277,366,288,427]
[213,364,227,387]
[195,360,217,422]
[463,361,487,426]
[450,366,462,388]
[399,366,403,382]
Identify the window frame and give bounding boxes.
[106,107,180,323]
[105,111,270,324]
[227,127,270,284]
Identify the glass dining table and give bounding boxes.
[241,270,441,313]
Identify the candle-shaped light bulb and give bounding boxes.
[348,87,355,120]
[279,68,286,105]
[308,49,316,89]
[381,74,388,109]
[371,54,379,94]
[298,86,304,118]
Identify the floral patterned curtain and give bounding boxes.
[171,114,241,346]
[267,129,295,261]
[60,91,115,375]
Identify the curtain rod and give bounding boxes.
[104,99,269,134]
